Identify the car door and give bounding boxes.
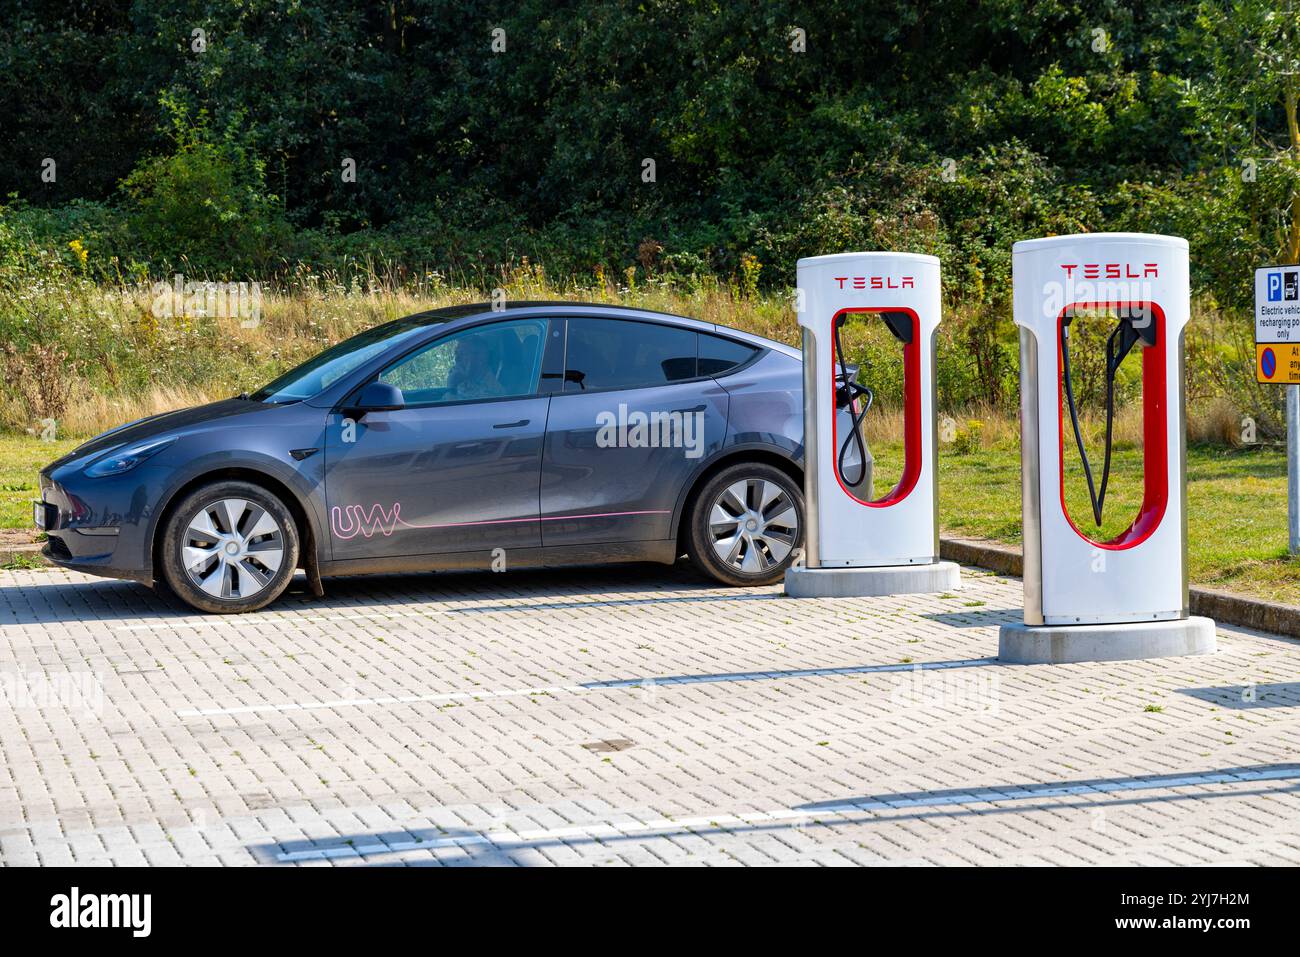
[540,317,728,546]
[324,317,553,560]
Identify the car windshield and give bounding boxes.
[248,316,438,403]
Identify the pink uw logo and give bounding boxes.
[328,502,675,540]
[330,503,405,539]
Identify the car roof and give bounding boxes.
[401,300,800,358]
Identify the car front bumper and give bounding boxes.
[36,464,169,585]
[41,537,153,585]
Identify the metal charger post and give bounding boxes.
[999,233,1215,663]
[785,251,960,598]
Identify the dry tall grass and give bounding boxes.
[1,272,801,437]
[59,385,219,437]
[0,271,1259,444]
[863,402,1153,451]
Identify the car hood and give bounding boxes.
[46,398,277,470]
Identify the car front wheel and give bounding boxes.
[160,480,300,614]
[686,462,803,586]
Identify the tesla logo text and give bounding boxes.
[1060,263,1158,279]
[833,276,914,289]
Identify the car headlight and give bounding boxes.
[84,437,177,478]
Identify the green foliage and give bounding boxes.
[0,0,1296,428]
[0,198,134,282]
[953,420,985,455]
[0,0,1248,283]
[119,96,288,273]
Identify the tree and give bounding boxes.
[1188,0,1300,264]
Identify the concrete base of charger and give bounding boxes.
[784,561,961,598]
[998,615,1217,664]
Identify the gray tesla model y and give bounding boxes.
[36,302,839,613]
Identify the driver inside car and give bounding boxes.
[445,334,504,400]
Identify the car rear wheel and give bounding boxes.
[686,462,803,586]
[160,480,300,614]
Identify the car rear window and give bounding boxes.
[564,318,698,391]
[699,332,761,376]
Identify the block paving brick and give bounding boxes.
[1,563,1298,866]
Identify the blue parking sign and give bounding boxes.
[1257,265,1300,384]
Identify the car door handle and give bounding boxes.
[672,405,706,414]
[493,418,530,429]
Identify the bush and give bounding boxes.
[119,98,288,276]
[953,419,985,455]
[2,341,80,427]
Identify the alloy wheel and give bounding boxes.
[707,477,799,574]
[181,498,285,600]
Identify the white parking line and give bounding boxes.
[272,766,1300,861]
[274,808,817,861]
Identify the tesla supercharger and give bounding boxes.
[999,233,1215,663]
[784,252,961,597]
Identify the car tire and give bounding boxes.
[160,480,300,614]
[686,462,804,586]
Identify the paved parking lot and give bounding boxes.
[1,561,1298,866]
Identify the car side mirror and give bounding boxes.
[346,381,405,417]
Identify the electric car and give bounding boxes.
[36,302,834,614]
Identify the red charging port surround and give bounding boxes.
[1055,301,1168,550]
[829,307,922,507]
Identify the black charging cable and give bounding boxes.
[834,316,873,488]
[1060,310,1155,526]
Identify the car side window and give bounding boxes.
[698,332,760,376]
[378,318,548,405]
[563,318,698,392]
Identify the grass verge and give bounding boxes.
[3,432,1295,605]
[930,441,1300,606]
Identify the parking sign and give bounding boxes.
[1255,265,1300,383]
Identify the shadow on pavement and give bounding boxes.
[0,561,751,626]
[1179,681,1300,709]
[580,657,1001,690]
[922,607,1022,627]
[246,762,1300,865]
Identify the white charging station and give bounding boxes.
[784,251,961,597]
[999,233,1215,663]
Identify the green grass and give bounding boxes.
[923,440,1300,606]
[0,435,76,531]
[1,550,47,569]
[3,432,1296,606]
